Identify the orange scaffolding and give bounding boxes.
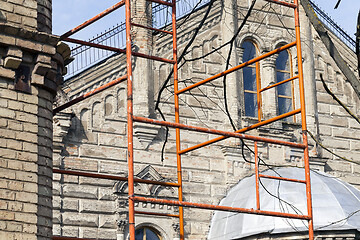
[53,0,314,239]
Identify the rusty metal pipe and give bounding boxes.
[175,108,302,155]
[135,211,180,218]
[60,1,125,39]
[260,75,299,93]
[176,42,296,95]
[255,142,260,210]
[259,174,307,184]
[133,115,306,149]
[170,0,185,238]
[53,169,180,187]
[147,0,173,6]
[264,0,297,8]
[132,196,311,220]
[53,75,127,115]
[64,37,176,64]
[125,0,135,239]
[294,0,314,238]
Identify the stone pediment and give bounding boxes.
[113,165,176,198]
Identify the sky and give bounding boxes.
[52,0,359,44]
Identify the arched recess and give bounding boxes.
[92,101,102,128]
[80,108,89,132]
[105,94,115,117]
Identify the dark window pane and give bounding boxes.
[276,71,290,83]
[244,92,258,117]
[242,41,256,63]
[275,51,289,71]
[135,228,144,240]
[278,97,292,121]
[146,228,160,240]
[276,72,291,96]
[242,40,259,118]
[243,67,257,91]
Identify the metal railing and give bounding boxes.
[309,0,356,51]
[65,0,211,79]
[65,0,356,79]
[66,23,126,78]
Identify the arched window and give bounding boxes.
[242,40,260,118]
[275,49,294,121]
[135,226,162,240]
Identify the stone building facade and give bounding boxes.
[0,0,70,240]
[54,0,359,239]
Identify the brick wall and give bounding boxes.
[0,0,52,33]
[0,1,66,238]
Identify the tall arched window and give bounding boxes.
[242,40,260,118]
[275,49,294,121]
[135,226,161,240]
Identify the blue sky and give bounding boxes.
[52,0,359,43]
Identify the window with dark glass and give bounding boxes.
[275,50,294,121]
[242,40,260,118]
[135,227,161,240]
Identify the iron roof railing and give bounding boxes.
[65,0,211,79]
[65,0,356,79]
[309,0,356,51]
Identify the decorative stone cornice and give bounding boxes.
[0,23,70,94]
[0,23,59,47]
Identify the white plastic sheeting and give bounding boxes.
[208,167,360,239]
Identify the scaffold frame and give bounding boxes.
[52,0,315,239]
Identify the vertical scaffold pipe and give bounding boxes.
[125,0,135,239]
[171,0,185,239]
[294,0,314,239]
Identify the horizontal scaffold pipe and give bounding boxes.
[178,108,302,154]
[259,174,307,183]
[176,41,296,95]
[53,75,127,115]
[132,114,306,149]
[53,169,181,187]
[132,196,311,220]
[134,210,180,218]
[264,0,297,8]
[61,0,125,39]
[64,37,176,64]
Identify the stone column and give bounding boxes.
[131,0,154,117]
[299,5,321,160]
[261,54,278,120]
[0,1,68,239]
[221,0,240,129]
